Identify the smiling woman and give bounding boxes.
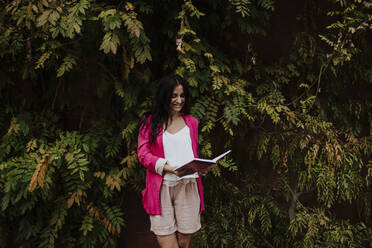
[169,84,185,116]
[137,75,208,248]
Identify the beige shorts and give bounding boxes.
[150,180,201,236]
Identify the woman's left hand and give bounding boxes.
[199,163,217,176]
[175,168,194,177]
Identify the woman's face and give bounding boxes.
[169,84,185,114]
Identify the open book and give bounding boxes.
[175,150,231,175]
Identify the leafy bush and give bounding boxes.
[0,0,371,247]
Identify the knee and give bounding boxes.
[178,240,189,248]
[177,234,191,248]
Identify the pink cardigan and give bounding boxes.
[137,114,205,215]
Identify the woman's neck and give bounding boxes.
[170,111,182,119]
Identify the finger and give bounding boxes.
[177,171,187,177]
[178,169,192,177]
[175,170,184,177]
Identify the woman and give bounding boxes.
[137,74,206,248]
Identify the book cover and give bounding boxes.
[175,150,231,175]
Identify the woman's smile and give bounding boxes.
[170,85,185,114]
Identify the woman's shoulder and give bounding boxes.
[183,114,199,125]
[139,113,152,130]
[141,112,152,122]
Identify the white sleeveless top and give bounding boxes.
[155,125,198,187]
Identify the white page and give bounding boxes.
[193,150,231,163]
[212,150,231,162]
[175,150,231,170]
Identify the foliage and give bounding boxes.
[0,0,371,247]
[1,112,127,247]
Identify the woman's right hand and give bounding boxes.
[163,163,176,175]
[163,163,193,177]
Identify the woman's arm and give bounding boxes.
[137,119,180,176]
[137,123,162,174]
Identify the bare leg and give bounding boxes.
[177,232,193,248]
[156,233,179,248]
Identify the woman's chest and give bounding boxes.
[165,117,187,134]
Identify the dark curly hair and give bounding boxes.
[140,74,190,144]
